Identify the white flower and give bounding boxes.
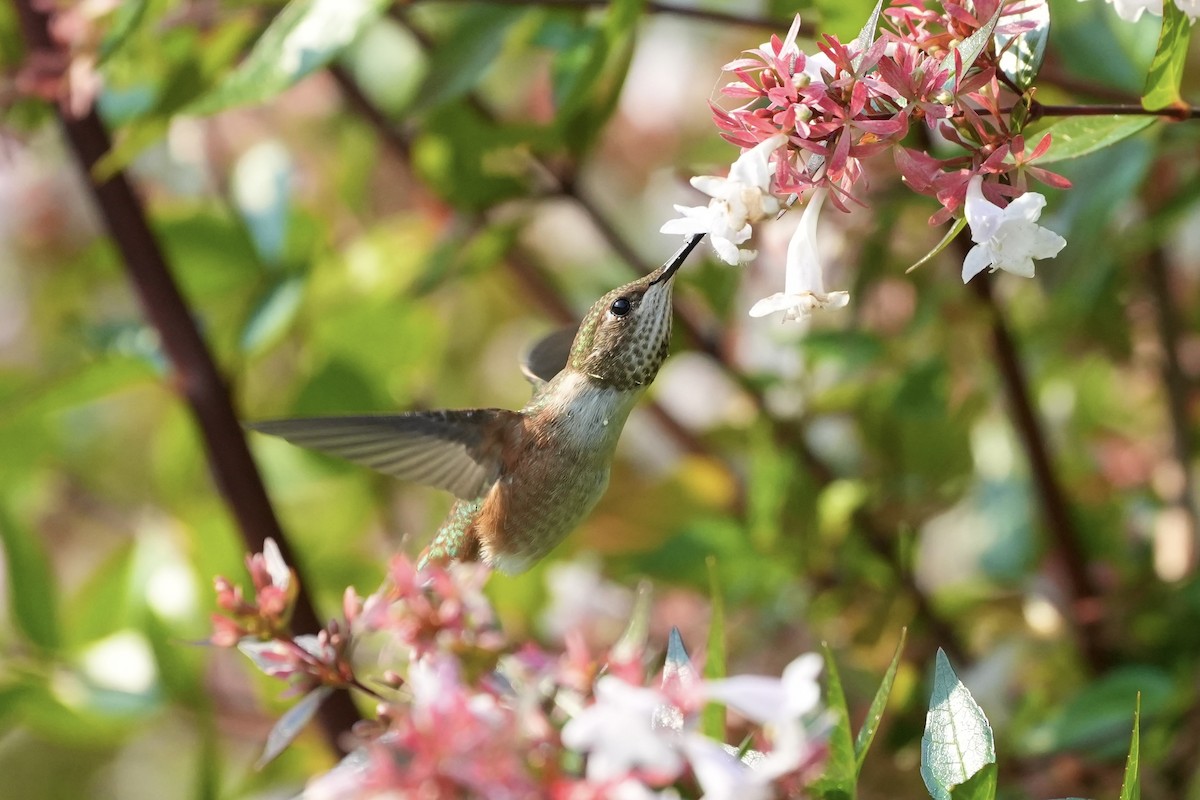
[262,538,291,590]
[701,653,824,780]
[561,676,684,783]
[1092,0,1198,21]
[747,189,850,321]
[661,134,788,265]
[962,175,1066,283]
[703,652,822,724]
[680,734,771,800]
[1174,0,1200,19]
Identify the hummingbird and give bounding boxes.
[247,234,704,574]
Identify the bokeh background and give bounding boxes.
[1,0,1199,797]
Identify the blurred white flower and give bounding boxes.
[748,189,849,321]
[703,652,822,724]
[962,175,1066,283]
[661,134,787,265]
[702,653,824,779]
[562,676,684,783]
[681,734,771,800]
[539,559,633,644]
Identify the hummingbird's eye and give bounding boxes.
[609,297,632,317]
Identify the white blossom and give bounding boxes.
[747,189,850,321]
[680,734,772,800]
[661,135,788,265]
[561,676,684,783]
[962,175,1066,283]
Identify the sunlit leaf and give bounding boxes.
[942,5,1003,88]
[240,278,306,355]
[257,686,333,767]
[920,650,995,800]
[232,141,295,268]
[97,0,150,64]
[812,644,857,800]
[950,762,997,800]
[1119,693,1141,800]
[0,505,60,651]
[1142,1,1192,111]
[995,0,1050,91]
[855,628,907,772]
[702,557,727,740]
[411,6,525,111]
[906,218,967,273]
[852,0,886,69]
[1036,116,1156,164]
[190,0,390,114]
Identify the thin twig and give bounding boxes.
[964,258,1108,673]
[1031,102,1200,121]
[408,0,796,31]
[1146,246,1199,564]
[12,0,360,752]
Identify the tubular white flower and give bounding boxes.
[747,189,849,321]
[962,175,1066,283]
[661,134,788,265]
[561,676,684,783]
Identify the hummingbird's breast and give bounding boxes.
[474,372,642,573]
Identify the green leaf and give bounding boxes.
[1119,693,1141,800]
[231,141,295,268]
[1142,1,1193,111]
[413,102,550,210]
[920,650,995,800]
[411,6,525,111]
[97,0,150,64]
[701,557,727,740]
[851,0,886,70]
[813,644,857,800]
[950,763,997,800]
[189,0,390,115]
[942,5,1003,88]
[257,686,333,767]
[855,627,908,772]
[240,277,306,355]
[1022,667,1169,757]
[0,505,60,651]
[906,218,967,274]
[556,0,644,156]
[813,0,879,44]
[994,0,1049,91]
[1036,116,1156,164]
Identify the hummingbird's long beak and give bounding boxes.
[649,233,705,286]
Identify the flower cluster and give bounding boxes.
[212,544,828,798]
[663,0,1071,322]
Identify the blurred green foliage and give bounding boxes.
[0,0,1198,797]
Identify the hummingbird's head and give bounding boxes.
[568,236,699,390]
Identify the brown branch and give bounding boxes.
[1146,247,1199,566]
[964,257,1108,673]
[12,0,360,752]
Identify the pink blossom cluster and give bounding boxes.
[713,0,1068,219]
[664,0,1071,317]
[211,543,828,798]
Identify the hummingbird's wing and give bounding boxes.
[246,410,518,500]
[520,326,576,388]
